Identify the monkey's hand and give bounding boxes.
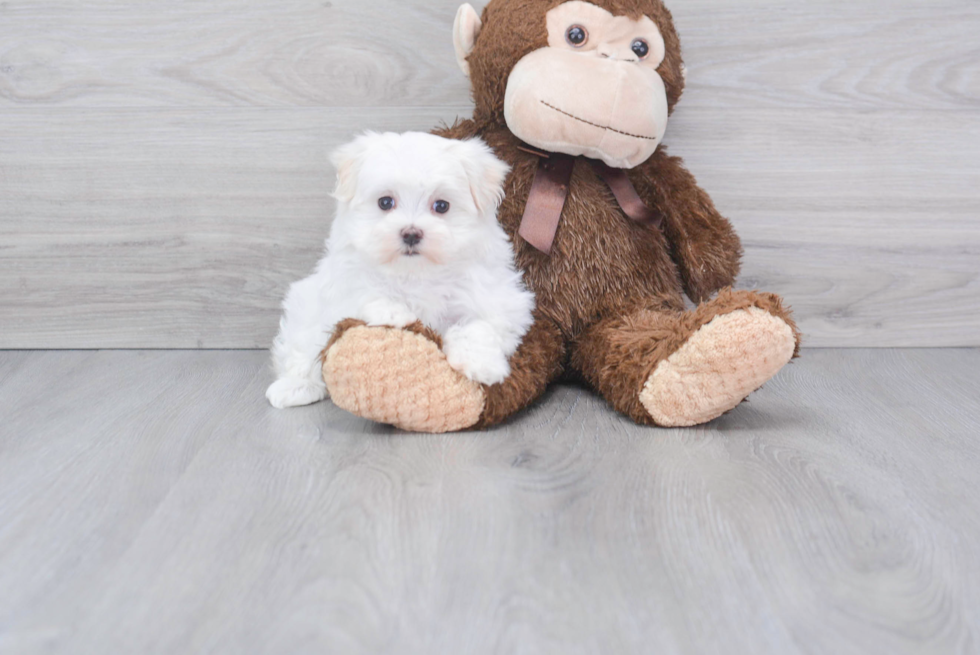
[633,151,743,304]
[672,227,743,304]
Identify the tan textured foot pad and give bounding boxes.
[323,326,485,434]
[640,307,796,427]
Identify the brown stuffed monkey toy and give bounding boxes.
[321,0,801,433]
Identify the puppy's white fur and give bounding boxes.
[267,131,535,409]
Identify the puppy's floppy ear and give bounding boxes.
[330,133,375,203]
[454,138,510,218]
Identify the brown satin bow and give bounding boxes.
[517,149,664,255]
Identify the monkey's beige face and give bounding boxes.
[507,2,668,169]
[455,0,669,169]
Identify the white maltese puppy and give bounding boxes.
[266,131,535,409]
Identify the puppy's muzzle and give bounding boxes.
[401,227,424,249]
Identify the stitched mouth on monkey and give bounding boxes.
[539,100,659,142]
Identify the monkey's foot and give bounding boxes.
[322,320,485,433]
[640,306,797,427]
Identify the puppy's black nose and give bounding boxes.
[401,227,423,248]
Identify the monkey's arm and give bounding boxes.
[632,149,743,303]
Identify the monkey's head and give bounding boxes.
[454,0,685,169]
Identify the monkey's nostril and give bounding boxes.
[401,228,423,247]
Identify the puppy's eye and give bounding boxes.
[433,200,450,215]
[566,25,588,47]
[631,38,650,59]
[378,196,395,211]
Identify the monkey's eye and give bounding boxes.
[566,25,588,47]
[378,196,395,211]
[433,200,450,215]
[631,38,650,59]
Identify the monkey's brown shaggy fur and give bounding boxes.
[322,0,801,431]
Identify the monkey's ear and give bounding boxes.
[454,138,510,217]
[330,133,374,203]
[453,4,482,77]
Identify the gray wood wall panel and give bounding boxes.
[1,1,975,110]
[1,0,978,348]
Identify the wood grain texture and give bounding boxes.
[0,0,978,348]
[1,349,980,654]
[0,107,468,349]
[0,0,470,108]
[2,106,977,348]
[674,0,980,111]
[0,1,976,110]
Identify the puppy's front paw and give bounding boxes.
[442,322,511,386]
[361,298,417,328]
[266,378,327,409]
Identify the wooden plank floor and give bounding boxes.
[1,349,979,654]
